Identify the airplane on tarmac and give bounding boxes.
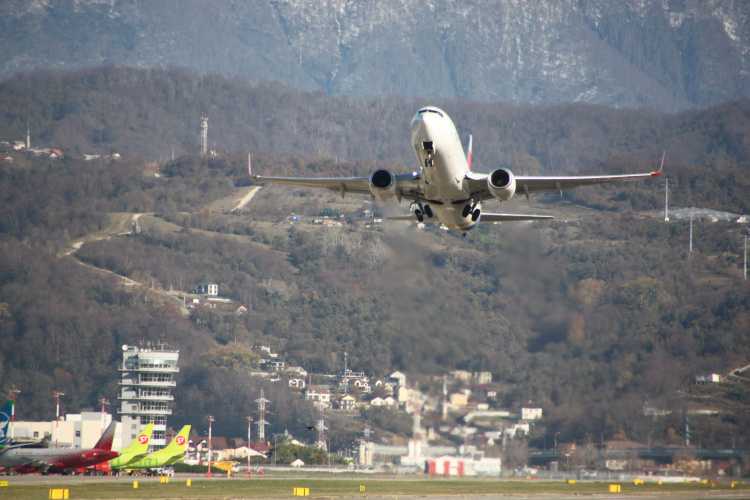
[250,106,663,233]
[0,400,11,447]
[112,425,191,470]
[108,423,154,469]
[0,421,118,474]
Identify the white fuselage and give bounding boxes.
[410,108,478,232]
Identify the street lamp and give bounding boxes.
[53,391,65,448]
[554,432,560,453]
[9,386,20,442]
[207,415,215,477]
[247,416,253,473]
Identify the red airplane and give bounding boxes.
[0,421,119,474]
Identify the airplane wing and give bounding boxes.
[467,157,663,201]
[251,172,423,199]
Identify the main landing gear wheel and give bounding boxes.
[471,209,481,222]
[462,205,472,218]
[423,205,433,218]
[414,209,424,223]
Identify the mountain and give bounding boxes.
[1,0,748,112]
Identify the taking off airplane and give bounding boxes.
[251,106,663,233]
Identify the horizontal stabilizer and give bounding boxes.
[387,213,553,223]
[479,213,554,222]
[386,214,439,222]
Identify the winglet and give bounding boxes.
[248,153,257,180]
[652,151,665,177]
[466,135,473,171]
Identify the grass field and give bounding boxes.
[1,476,747,500]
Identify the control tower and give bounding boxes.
[118,340,179,451]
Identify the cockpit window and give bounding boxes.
[418,108,444,117]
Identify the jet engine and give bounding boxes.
[487,168,516,201]
[369,169,398,201]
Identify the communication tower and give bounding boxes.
[200,115,209,155]
[255,388,271,442]
[118,339,179,451]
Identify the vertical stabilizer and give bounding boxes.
[466,135,473,171]
[0,400,12,447]
[110,423,154,468]
[93,421,118,451]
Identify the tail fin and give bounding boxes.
[0,400,12,447]
[121,423,154,454]
[164,425,191,454]
[466,135,473,171]
[93,421,118,451]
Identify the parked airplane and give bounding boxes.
[0,421,118,474]
[0,400,11,447]
[108,423,154,469]
[113,425,190,470]
[251,106,663,233]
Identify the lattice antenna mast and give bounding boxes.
[200,115,208,155]
[255,388,271,442]
[314,402,327,450]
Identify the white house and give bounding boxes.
[304,386,331,406]
[520,407,543,420]
[289,378,307,390]
[196,282,219,296]
[696,373,721,384]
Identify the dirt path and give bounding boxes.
[232,186,261,212]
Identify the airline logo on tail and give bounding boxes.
[110,423,154,469]
[0,400,12,447]
[120,425,191,469]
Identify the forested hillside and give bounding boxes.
[0,67,749,448]
[2,67,750,172]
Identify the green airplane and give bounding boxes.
[109,423,154,468]
[114,425,191,469]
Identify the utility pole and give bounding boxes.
[246,416,253,473]
[689,213,693,254]
[744,234,747,280]
[664,178,670,221]
[207,415,215,477]
[54,391,65,448]
[343,351,349,394]
[9,386,20,441]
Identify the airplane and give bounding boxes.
[0,400,11,447]
[113,425,191,470]
[250,106,663,233]
[108,423,154,469]
[0,421,118,474]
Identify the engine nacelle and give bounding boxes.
[487,168,516,201]
[369,168,398,201]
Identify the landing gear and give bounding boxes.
[411,197,433,223]
[423,141,435,168]
[462,199,481,221]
